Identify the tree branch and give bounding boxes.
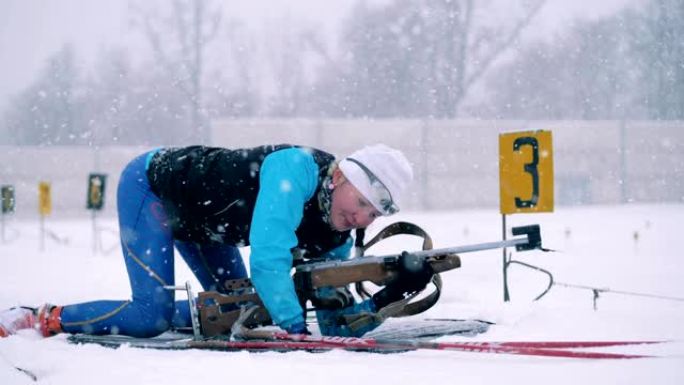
[463,0,547,92]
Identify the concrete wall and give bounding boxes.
[212,119,684,209]
[0,145,151,218]
[1,120,682,219]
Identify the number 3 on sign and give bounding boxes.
[499,130,553,214]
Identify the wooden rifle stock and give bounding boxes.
[294,251,461,290]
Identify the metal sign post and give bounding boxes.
[498,130,554,301]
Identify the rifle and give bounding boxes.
[294,223,541,290]
[197,222,543,337]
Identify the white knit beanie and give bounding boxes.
[338,144,413,215]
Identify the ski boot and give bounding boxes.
[0,307,36,337]
[36,304,63,337]
[0,304,63,337]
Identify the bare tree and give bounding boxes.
[131,0,222,143]
[482,16,632,120]
[480,0,684,120]
[633,0,684,119]
[314,0,546,118]
[85,47,132,145]
[263,18,307,117]
[203,20,262,118]
[4,45,85,145]
[446,0,545,117]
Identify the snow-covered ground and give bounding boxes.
[1,204,683,384]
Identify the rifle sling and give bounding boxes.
[343,221,444,333]
[362,221,434,251]
[342,274,443,333]
[355,221,434,299]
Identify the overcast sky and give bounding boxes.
[0,0,634,114]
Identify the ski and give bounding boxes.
[249,332,656,359]
[69,333,655,358]
[363,318,492,339]
[491,340,664,349]
[68,331,663,359]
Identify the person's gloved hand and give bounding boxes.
[310,287,354,309]
[372,251,434,309]
[284,321,311,335]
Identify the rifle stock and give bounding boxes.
[295,252,462,290]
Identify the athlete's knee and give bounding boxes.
[129,293,175,337]
[131,304,175,338]
[131,318,172,338]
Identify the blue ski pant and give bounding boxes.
[59,152,248,337]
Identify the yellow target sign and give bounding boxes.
[499,130,554,214]
[38,181,52,216]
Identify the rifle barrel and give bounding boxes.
[406,237,529,258]
[295,237,530,272]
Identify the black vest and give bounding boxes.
[146,145,349,258]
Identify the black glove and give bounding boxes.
[310,287,354,310]
[372,251,434,309]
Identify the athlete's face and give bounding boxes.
[329,168,382,231]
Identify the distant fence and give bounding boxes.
[0,120,682,218]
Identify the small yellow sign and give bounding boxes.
[38,181,52,216]
[499,130,554,214]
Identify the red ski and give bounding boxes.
[68,332,665,359]
[492,340,663,349]
[247,332,660,359]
